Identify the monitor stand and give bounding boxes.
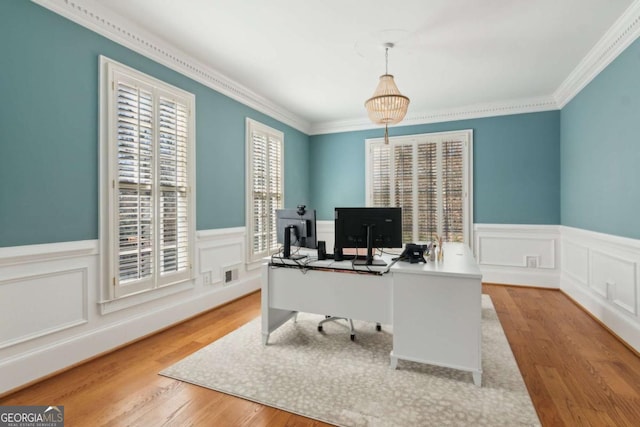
[352,224,386,266]
[283,225,306,260]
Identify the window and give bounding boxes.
[246,119,284,263]
[100,56,195,300]
[366,130,473,246]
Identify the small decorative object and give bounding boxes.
[436,235,444,261]
[429,243,436,262]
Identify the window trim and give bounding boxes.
[365,129,473,248]
[98,55,196,308]
[245,118,285,265]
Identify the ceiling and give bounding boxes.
[94,0,634,131]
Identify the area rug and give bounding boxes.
[160,295,540,426]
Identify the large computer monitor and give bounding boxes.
[334,207,403,266]
[276,206,317,259]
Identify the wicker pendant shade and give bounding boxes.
[365,74,410,124]
[364,44,410,143]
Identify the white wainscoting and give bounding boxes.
[560,226,640,352]
[2,223,638,392]
[0,228,260,395]
[474,224,561,288]
[321,221,562,288]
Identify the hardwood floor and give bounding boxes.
[2,285,639,426]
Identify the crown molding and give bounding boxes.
[554,0,640,108]
[28,0,640,137]
[31,0,311,134]
[309,96,559,136]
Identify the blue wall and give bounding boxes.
[0,1,310,247]
[310,112,561,223]
[561,38,640,240]
[4,1,637,247]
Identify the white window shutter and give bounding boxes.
[441,140,464,242]
[417,141,438,241]
[370,143,391,207]
[392,143,415,243]
[115,76,155,296]
[366,130,472,246]
[105,59,194,300]
[246,119,283,263]
[157,96,191,286]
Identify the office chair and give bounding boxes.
[317,316,382,341]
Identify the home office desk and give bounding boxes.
[261,242,483,386]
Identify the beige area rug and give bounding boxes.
[161,295,540,426]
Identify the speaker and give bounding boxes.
[333,246,343,262]
[317,240,326,260]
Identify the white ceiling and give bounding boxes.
[94,0,634,131]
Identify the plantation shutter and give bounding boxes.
[116,78,155,295]
[251,131,269,256]
[417,141,438,241]
[111,67,192,298]
[247,120,283,262]
[370,144,390,207]
[158,97,190,283]
[367,130,471,246]
[442,140,464,242]
[267,135,283,252]
[392,144,414,243]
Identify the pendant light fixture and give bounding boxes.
[365,42,410,143]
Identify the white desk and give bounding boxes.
[261,242,483,386]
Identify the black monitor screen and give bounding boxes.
[276,207,317,251]
[334,207,402,264]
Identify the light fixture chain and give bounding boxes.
[385,47,389,75]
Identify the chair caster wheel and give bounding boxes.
[350,334,355,341]
[376,324,382,332]
[318,325,323,332]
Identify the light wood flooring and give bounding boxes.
[1,284,639,426]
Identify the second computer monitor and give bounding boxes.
[276,207,317,259]
[334,207,402,265]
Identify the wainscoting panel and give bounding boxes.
[0,228,260,395]
[561,226,640,352]
[477,236,555,268]
[197,228,245,287]
[474,224,560,288]
[562,239,589,285]
[590,250,637,315]
[0,268,87,349]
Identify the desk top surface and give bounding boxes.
[390,242,482,279]
[267,242,482,279]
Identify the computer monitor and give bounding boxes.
[276,206,317,259]
[334,207,403,266]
